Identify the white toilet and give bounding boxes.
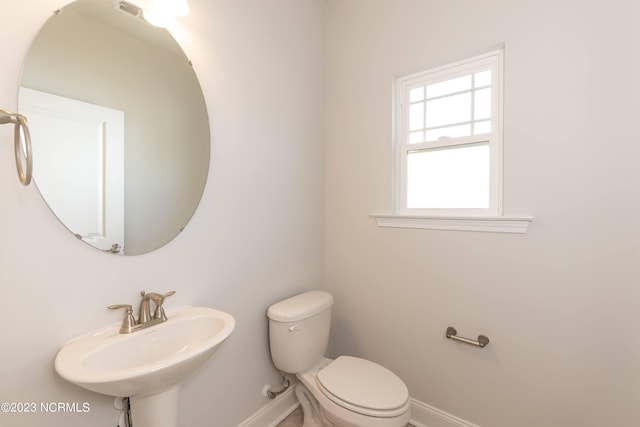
[267,290,411,427]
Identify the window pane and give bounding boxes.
[426,93,471,128]
[409,87,424,102]
[474,88,491,120]
[425,124,471,142]
[474,70,491,87]
[406,144,490,209]
[474,120,491,135]
[426,75,471,99]
[409,131,424,143]
[409,102,424,131]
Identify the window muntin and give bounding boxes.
[407,69,493,143]
[395,50,503,216]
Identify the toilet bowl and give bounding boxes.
[267,291,411,427]
[297,357,410,427]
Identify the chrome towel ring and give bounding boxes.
[0,108,32,186]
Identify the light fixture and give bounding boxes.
[163,0,189,17]
[117,0,189,27]
[141,9,165,27]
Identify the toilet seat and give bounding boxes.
[316,356,409,418]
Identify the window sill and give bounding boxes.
[370,213,533,234]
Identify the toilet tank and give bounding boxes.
[267,291,333,373]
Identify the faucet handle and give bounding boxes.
[108,304,132,311]
[140,290,176,302]
[163,290,176,298]
[152,291,176,321]
[108,304,136,333]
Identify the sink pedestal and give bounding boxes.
[130,386,179,427]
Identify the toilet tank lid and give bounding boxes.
[267,291,333,322]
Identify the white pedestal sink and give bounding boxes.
[54,306,235,427]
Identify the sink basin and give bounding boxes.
[55,306,235,398]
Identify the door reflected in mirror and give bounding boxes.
[19,0,210,255]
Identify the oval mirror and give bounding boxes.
[18,0,210,255]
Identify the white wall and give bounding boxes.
[325,1,640,426]
[0,0,324,426]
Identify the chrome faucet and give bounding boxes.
[108,290,176,334]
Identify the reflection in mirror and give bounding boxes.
[19,0,210,255]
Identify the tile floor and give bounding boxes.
[276,407,303,427]
[275,407,415,427]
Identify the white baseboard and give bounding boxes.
[235,389,479,427]
[409,399,481,427]
[236,385,299,427]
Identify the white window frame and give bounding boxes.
[372,49,532,233]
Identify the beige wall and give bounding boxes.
[0,0,324,426]
[325,0,640,426]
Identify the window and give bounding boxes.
[396,50,503,215]
[373,49,532,233]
